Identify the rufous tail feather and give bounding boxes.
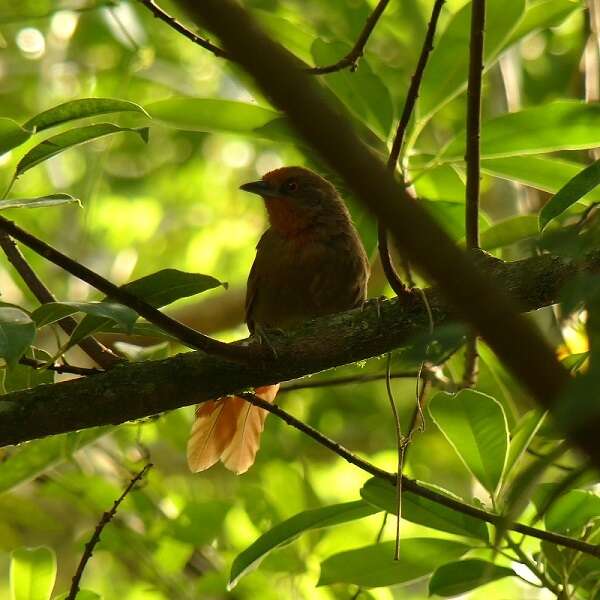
[187,384,279,475]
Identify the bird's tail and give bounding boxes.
[187,384,279,475]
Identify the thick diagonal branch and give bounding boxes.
[0,253,591,448]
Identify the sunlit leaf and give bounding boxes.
[429,390,509,495]
[443,102,600,160]
[360,477,489,542]
[229,501,378,589]
[0,194,80,211]
[53,591,101,600]
[0,306,36,367]
[429,559,516,596]
[479,215,539,251]
[23,98,149,133]
[539,160,600,231]
[0,118,31,155]
[0,428,111,494]
[418,0,525,122]
[15,123,149,177]
[318,538,470,587]
[505,410,546,476]
[2,348,54,393]
[545,490,600,533]
[482,156,600,203]
[10,546,56,600]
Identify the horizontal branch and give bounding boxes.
[0,252,592,447]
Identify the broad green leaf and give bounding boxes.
[505,410,546,476]
[545,490,600,533]
[0,306,36,367]
[67,269,224,348]
[170,500,231,546]
[479,215,539,251]
[481,156,600,203]
[23,98,148,132]
[0,118,31,155]
[15,123,149,177]
[254,9,315,63]
[360,477,489,542]
[429,559,516,596]
[505,0,583,48]
[422,200,489,241]
[229,500,378,589]
[31,304,79,328]
[147,98,281,136]
[10,546,56,600]
[35,301,138,332]
[0,427,111,494]
[318,538,470,587]
[418,0,525,122]
[113,341,169,362]
[429,390,509,495]
[540,160,600,231]
[311,39,393,139]
[443,102,600,160]
[413,165,466,203]
[0,194,80,211]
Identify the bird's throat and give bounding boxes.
[264,197,312,239]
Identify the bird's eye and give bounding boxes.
[283,180,298,193]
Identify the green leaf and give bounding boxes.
[311,39,393,139]
[429,559,516,597]
[443,102,600,161]
[317,538,470,588]
[482,156,600,203]
[0,427,111,494]
[254,9,315,63]
[479,215,539,251]
[228,500,378,589]
[67,269,224,348]
[15,123,149,177]
[2,348,54,393]
[10,546,56,600]
[147,97,281,137]
[539,160,600,231]
[429,390,509,495]
[31,304,80,328]
[0,194,80,211]
[35,301,138,332]
[0,306,36,367]
[505,410,546,476]
[0,118,31,155]
[418,0,525,122]
[23,98,149,133]
[53,592,101,600]
[505,0,583,48]
[422,200,489,241]
[545,490,600,533]
[360,477,489,542]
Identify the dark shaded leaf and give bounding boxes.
[0,306,36,367]
[429,559,516,596]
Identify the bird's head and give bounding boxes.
[240,166,348,238]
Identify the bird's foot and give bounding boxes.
[252,324,285,360]
[361,296,388,320]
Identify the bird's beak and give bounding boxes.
[239,180,279,198]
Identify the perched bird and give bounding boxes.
[187,166,370,474]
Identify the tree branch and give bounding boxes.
[136,0,390,75]
[0,233,121,370]
[240,393,600,559]
[378,0,446,297]
[0,252,593,447]
[0,215,252,363]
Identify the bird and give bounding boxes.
[187,166,370,474]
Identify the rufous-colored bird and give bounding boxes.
[187,166,370,474]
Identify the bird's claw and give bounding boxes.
[252,325,285,360]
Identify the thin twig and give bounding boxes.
[19,356,103,377]
[378,0,445,296]
[306,0,390,74]
[137,0,389,75]
[67,463,153,600]
[0,215,251,363]
[239,393,600,558]
[136,0,229,58]
[279,370,420,394]
[462,0,486,387]
[465,0,485,249]
[508,536,562,597]
[0,233,120,370]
